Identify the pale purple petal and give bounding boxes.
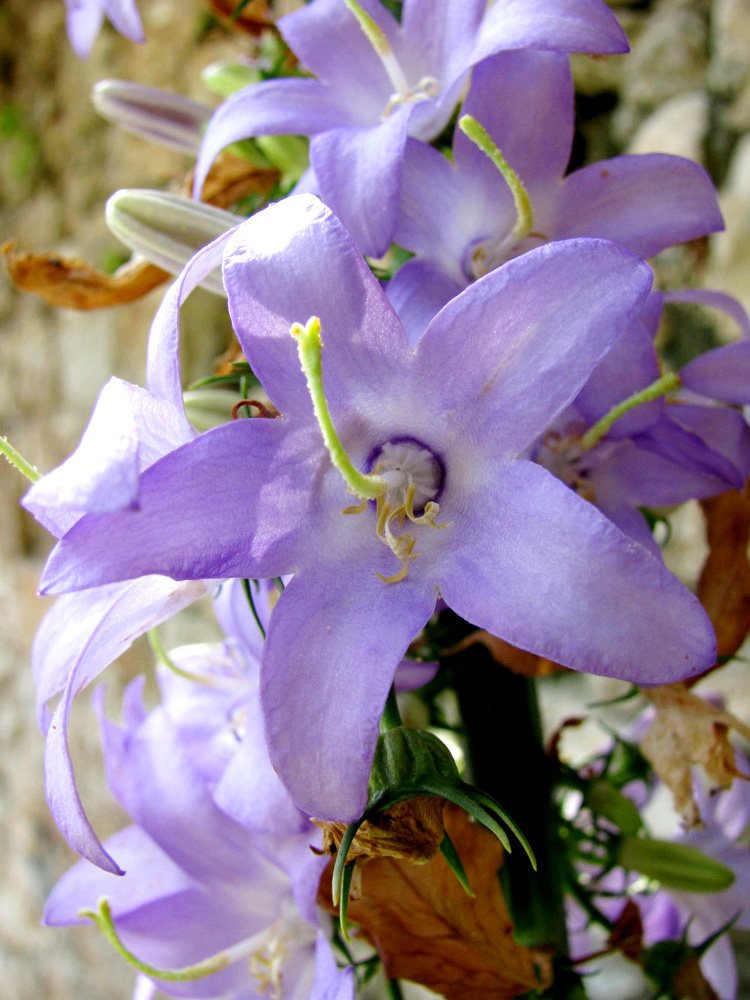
[681,340,750,404]
[400,0,487,86]
[310,932,355,1000]
[386,258,464,346]
[147,228,237,411]
[194,78,357,200]
[311,108,411,256]
[415,239,653,457]
[394,659,439,691]
[65,1,104,58]
[279,0,396,108]
[455,49,574,193]
[469,0,629,65]
[43,577,207,871]
[438,459,715,682]
[223,195,411,421]
[101,0,144,43]
[261,564,436,820]
[39,418,318,594]
[23,378,192,536]
[553,155,723,257]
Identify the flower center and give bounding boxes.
[345,439,447,584]
[249,909,316,999]
[381,75,439,120]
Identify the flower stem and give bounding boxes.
[452,641,567,950]
[580,371,681,451]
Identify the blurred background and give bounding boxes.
[1,0,750,996]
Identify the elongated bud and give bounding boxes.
[618,836,735,892]
[106,189,239,295]
[92,81,212,155]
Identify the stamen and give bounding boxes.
[342,499,368,515]
[580,371,682,450]
[339,0,410,95]
[78,897,272,982]
[291,317,387,500]
[404,484,450,529]
[458,115,534,242]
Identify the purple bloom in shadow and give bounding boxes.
[33,195,716,823]
[194,0,628,256]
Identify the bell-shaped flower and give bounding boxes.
[193,0,628,256]
[44,642,353,1000]
[389,49,724,343]
[33,195,716,825]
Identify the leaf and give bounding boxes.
[319,805,552,1000]
[698,484,750,660]
[641,684,750,827]
[1,242,168,309]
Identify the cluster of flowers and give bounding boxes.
[9,1,750,998]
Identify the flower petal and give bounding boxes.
[386,258,464,346]
[416,238,653,457]
[553,154,723,257]
[311,109,411,256]
[39,418,317,594]
[438,459,715,683]
[261,564,436,820]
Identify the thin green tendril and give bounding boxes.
[0,436,40,483]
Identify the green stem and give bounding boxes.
[581,371,681,451]
[380,684,403,732]
[452,644,567,951]
[0,436,40,483]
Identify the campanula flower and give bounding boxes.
[64,0,144,59]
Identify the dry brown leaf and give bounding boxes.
[698,485,750,661]
[4,153,279,312]
[320,804,552,1000]
[607,899,643,963]
[448,630,563,677]
[1,243,168,309]
[672,956,720,1000]
[641,684,750,827]
[181,151,279,210]
[203,0,275,35]
[315,796,445,866]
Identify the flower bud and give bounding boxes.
[618,836,735,892]
[106,189,239,294]
[92,81,212,155]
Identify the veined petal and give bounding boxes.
[455,49,574,194]
[39,418,318,594]
[681,340,750,404]
[415,238,653,458]
[223,195,411,421]
[553,154,723,256]
[469,0,629,65]
[438,460,715,683]
[401,0,487,85]
[311,108,411,257]
[42,577,207,871]
[261,563,436,821]
[194,78,357,200]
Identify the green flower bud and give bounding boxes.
[618,837,736,892]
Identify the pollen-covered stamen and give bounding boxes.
[381,75,440,120]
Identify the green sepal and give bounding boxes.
[439,830,474,896]
[339,859,357,943]
[331,817,366,908]
[618,836,735,892]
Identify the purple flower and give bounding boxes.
[528,309,750,552]
[193,0,628,256]
[33,195,716,824]
[388,48,724,342]
[44,642,353,1000]
[64,0,144,59]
